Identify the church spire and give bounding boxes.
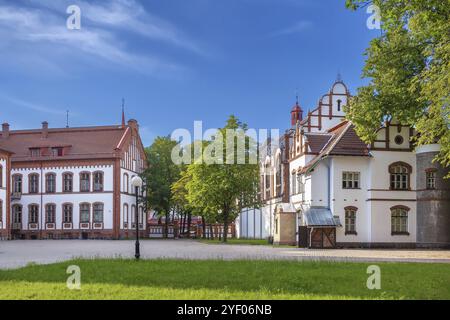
[121,98,126,128]
[291,89,303,126]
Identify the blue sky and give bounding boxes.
[0,0,378,146]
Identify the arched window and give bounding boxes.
[0,165,3,188]
[80,172,91,192]
[391,206,409,235]
[45,204,56,224]
[123,173,129,193]
[63,173,73,193]
[80,203,90,224]
[291,171,297,195]
[276,157,282,196]
[131,205,136,224]
[265,164,271,199]
[12,174,22,193]
[123,204,129,224]
[63,203,73,223]
[29,173,39,194]
[389,162,412,190]
[0,200,3,223]
[93,171,104,192]
[29,204,39,224]
[93,203,104,223]
[46,173,56,193]
[345,207,357,235]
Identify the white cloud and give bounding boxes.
[0,0,200,75]
[0,93,67,115]
[269,20,312,37]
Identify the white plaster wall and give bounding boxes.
[0,158,6,230]
[11,165,114,230]
[120,167,145,230]
[330,157,371,243]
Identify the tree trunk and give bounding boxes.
[164,211,169,239]
[187,213,192,239]
[222,210,230,243]
[209,224,214,240]
[201,216,206,239]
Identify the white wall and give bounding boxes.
[11,164,114,231]
[0,158,6,230]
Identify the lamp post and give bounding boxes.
[131,176,143,260]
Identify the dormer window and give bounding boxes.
[52,147,64,157]
[30,148,40,157]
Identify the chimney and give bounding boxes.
[2,123,9,139]
[42,121,49,139]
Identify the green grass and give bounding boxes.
[0,259,449,300]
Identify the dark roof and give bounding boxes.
[0,125,128,162]
[304,133,332,153]
[304,207,341,227]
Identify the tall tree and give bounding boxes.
[144,136,180,237]
[346,0,450,173]
[186,115,260,242]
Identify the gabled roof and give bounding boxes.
[298,121,370,174]
[0,125,129,162]
[304,133,332,154]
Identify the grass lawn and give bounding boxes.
[0,259,449,300]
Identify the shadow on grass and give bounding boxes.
[0,259,449,299]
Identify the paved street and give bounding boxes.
[1,240,450,269]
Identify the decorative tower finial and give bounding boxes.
[336,71,342,82]
[291,88,303,126]
[121,98,126,128]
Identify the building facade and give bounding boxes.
[237,78,450,248]
[0,116,147,240]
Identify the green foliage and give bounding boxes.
[346,0,450,172]
[185,115,260,241]
[144,136,181,216]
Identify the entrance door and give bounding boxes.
[298,226,308,248]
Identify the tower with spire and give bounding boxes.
[290,92,303,126]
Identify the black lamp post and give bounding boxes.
[131,176,143,260]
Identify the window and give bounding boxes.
[46,173,56,193]
[131,205,136,223]
[291,172,297,195]
[391,206,409,235]
[29,205,39,224]
[93,203,104,223]
[30,148,40,157]
[93,172,104,192]
[389,162,411,190]
[12,205,22,224]
[139,206,144,224]
[51,147,63,157]
[297,175,304,194]
[265,165,271,199]
[276,160,282,196]
[80,203,90,223]
[123,173,129,193]
[13,174,22,193]
[345,207,357,235]
[46,204,56,224]
[337,99,342,112]
[0,165,2,188]
[0,200,2,223]
[80,172,90,192]
[29,174,39,194]
[342,172,360,189]
[63,204,73,223]
[63,173,73,192]
[123,204,129,224]
[394,135,404,145]
[426,170,437,190]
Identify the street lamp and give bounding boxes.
[131,176,143,260]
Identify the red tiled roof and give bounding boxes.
[0,125,128,162]
[304,133,332,153]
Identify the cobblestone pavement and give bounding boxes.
[1,240,450,269]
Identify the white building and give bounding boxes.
[237,78,450,248]
[0,115,147,240]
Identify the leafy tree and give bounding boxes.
[144,136,180,237]
[346,0,450,173]
[185,115,260,242]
